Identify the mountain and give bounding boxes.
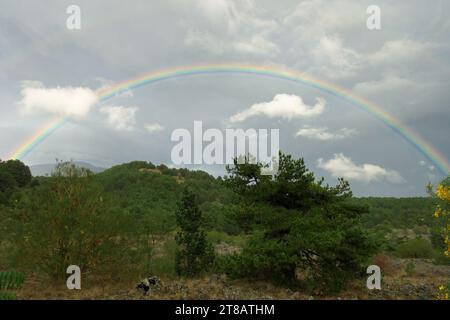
[30,161,106,176]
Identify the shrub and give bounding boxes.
[0,271,24,300]
[433,249,450,266]
[4,162,140,282]
[395,238,433,259]
[404,261,415,276]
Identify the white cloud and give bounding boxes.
[419,160,435,172]
[310,35,362,78]
[100,106,138,131]
[318,153,404,183]
[296,126,356,140]
[145,123,165,133]
[19,81,98,118]
[230,94,325,123]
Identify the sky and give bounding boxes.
[0,0,449,196]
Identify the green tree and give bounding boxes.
[0,169,17,205]
[0,160,32,187]
[175,188,214,276]
[223,152,376,293]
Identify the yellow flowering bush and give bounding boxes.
[429,178,450,300]
[437,284,449,301]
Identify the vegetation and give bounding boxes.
[395,238,433,259]
[2,162,141,282]
[175,188,214,276]
[220,153,376,293]
[0,271,24,300]
[0,156,448,299]
[428,177,450,299]
[0,159,32,205]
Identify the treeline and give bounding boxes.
[0,155,446,295]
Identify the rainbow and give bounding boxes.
[7,63,450,176]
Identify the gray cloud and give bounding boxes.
[0,0,449,196]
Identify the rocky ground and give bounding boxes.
[15,258,449,300]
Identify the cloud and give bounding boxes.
[282,0,365,78]
[318,153,404,183]
[100,106,138,131]
[310,35,362,78]
[296,126,356,140]
[183,0,279,56]
[354,75,416,96]
[230,94,325,123]
[369,39,428,65]
[19,81,98,118]
[419,160,435,172]
[145,123,165,133]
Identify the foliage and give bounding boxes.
[175,188,214,276]
[429,178,450,258]
[0,159,32,187]
[395,238,433,259]
[222,152,376,293]
[404,261,415,276]
[429,177,450,299]
[356,197,437,231]
[437,282,450,300]
[0,271,24,300]
[3,162,140,281]
[1,157,447,297]
[0,170,17,205]
[0,159,32,205]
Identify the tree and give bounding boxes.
[223,152,376,293]
[0,170,17,205]
[0,160,32,187]
[175,187,214,276]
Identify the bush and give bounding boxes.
[433,249,450,266]
[4,162,141,282]
[0,271,24,300]
[395,238,433,259]
[404,261,415,276]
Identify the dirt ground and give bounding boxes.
[14,258,450,300]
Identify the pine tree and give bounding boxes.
[223,152,376,293]
[175,188,214,276]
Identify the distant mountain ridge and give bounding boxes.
[30,161,106,176]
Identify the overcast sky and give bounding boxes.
[0,0,449,196]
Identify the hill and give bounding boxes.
[30,161,106,176]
